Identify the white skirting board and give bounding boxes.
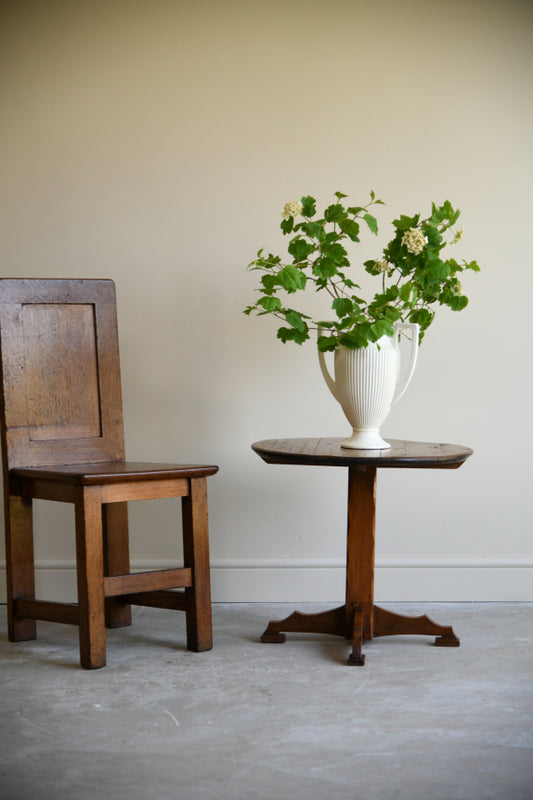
[0,559,532,603]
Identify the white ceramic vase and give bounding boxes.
[318,322,420,449]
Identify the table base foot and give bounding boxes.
[347,605,365,666]
[260,632,286,643]
[260,605,346,642]
[373,605,460,647]
[347,651,366,666]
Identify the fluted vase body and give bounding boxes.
[318,323,419,450]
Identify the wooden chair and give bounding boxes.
[0,278,218,668]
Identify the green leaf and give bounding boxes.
[248,250,281,270]
[449,294,468,311]
[364,259,378,275]
[288,236,315,262]
[427,258,450,282]
[393,213,420,231]
[363,213,378,235]
[382,305,403,323]
[450,209,461,226]
[285,310,308,331]
[261,274,278,293]
[325,241,349,265]
[369,319,395,340]
[424,224,442,248]
[280,217,294,235]
[440,286,469,311]
[369,190,385,205]
[336,271,359,289]
[257,296,282,312]
[409,307,434,330]
[332,297,353,318]
[324,203,346,223]
[317,335,338,352]
[446,257,461,272]
[335,191,348,199]
[312,256,338,279]
[339,328,370,349]
[338,218,360,241]
[399,282,413,303]
[371,285,400,307]
[277,264,307,293]
[277,326,309,345]
[442,199,455,220]
[302,221,326,241]
[301,195,316,217]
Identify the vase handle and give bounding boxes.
[317,325,339,401]
[392,322,420,405]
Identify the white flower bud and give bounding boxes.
[452,226,464,244]
[374,259,392,274]
[282,201,303,220]
[452,282,465,296]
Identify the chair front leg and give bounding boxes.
[182,477,213,652]
[5,494,36,642]
[75,486,106,669]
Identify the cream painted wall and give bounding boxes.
[1,0,532,602]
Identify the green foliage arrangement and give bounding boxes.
[245,191,480,351]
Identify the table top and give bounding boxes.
[252,438,473,469]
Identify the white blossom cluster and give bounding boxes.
[374,259,393,274]
[401,227,427,255]
[282,201,303,219]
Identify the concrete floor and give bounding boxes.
[1,602,532,800]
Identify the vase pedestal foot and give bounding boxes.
[341,429,391,450]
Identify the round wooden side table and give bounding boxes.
[252,438,473,666]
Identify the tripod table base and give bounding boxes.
[260,603,460,666]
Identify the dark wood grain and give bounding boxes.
[14,599,79,626]
[103,567,192,596]
[182,477,213,652]
[75,485,107,669]
[0,279,125,469]
[346,466,376,641]
[102,501,131,628]
[5,495,37,642]
[0,278,218,668]
[252,438,473,469]
[22,302,102,441]
[11,462,219,484]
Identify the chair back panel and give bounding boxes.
[0,279,125,470]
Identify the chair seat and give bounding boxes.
[11,461,219,485]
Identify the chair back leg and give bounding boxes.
[6,495,37,642]
[102,501,132,629]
